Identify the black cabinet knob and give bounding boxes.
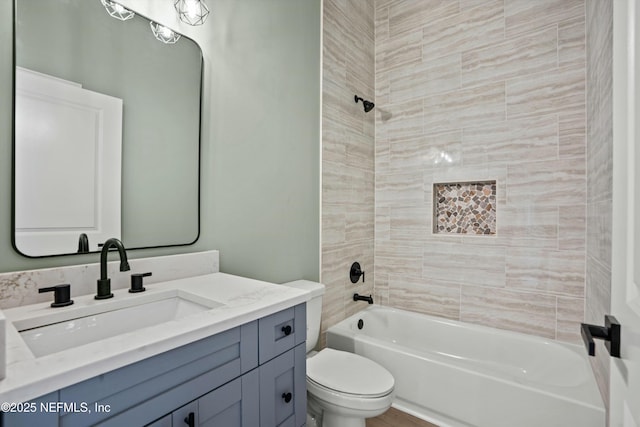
[281,325,292,336]
[282,392,292,403]
[184,412,195,427]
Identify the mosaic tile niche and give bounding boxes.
[434,181,497,235]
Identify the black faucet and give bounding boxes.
[95,238,130,300]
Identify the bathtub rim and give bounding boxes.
[326,305,605,413]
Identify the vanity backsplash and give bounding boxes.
[0,251,219,309]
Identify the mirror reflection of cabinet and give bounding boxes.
[12,0,202,257]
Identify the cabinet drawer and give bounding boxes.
[259,343,306,427]
[258,304,306,364]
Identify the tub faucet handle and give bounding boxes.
[350,262,365,283]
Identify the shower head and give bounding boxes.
[354,95,375,113]
[363,100,375,113]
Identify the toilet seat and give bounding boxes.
[307,348,394,398]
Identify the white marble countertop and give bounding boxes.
[0,272,310,404]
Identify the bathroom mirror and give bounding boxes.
[12,0,202,257]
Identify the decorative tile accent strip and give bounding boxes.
[434,181,497,235]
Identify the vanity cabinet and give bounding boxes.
[2,304,306,427]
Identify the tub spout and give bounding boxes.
[353,293,373,304]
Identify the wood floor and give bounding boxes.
[366,407,439,427]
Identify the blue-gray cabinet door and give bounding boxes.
[198,370,259,427]
[259,344,306,427]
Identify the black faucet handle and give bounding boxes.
[39,284,74,308]
[130,272,152,293]
[350,262,365,283]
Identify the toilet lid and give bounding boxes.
[307,348,394,397]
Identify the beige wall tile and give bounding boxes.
[506,248,585,297]
[345,130,375,171]
[390,54,461,104]
[323,77,365,133]
[558,205,586,250]
[461,26,558,88]
[322,121,347,164]
[376,171,425,205]
[375,0,394,11]
[383,98,424,140]
[461,115,558,165]
[506,64,585,119]
[375,3,390,43]
[585,254,611,405]
[375,206,391,241]
[390,205,431,241]
[390,131,462,171]
[505,0,584,38]
[366,0,589,354]
[586,200,612,265]
[557,296,584,343]
[389,0,457,39]
[585,1,611,394]
[423,242,506,287]
[388,275,461,320]
[346,0,375,41]
[375,70,391,107]
[376,30,422,73]
[376,241,424,277]
[375,137,391,172]
[323,160,351,205]
[322,0,375,343]
[423,82,506,133]
[346,205,375,243]
[559,108,586,158]
[322,207,346,245]
[558,15,586,68]
[460,286,557,339]
[459,0,489,11]
[506,158,585,206]
[422,0,504,60]
[499,205,558,248]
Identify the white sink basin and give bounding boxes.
[13,291,222,358]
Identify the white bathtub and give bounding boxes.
[326,306,605,427]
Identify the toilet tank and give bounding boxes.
[280,280,325,352]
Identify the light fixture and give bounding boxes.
[149,22,181,44]
[100,0,135,21]
[174,0,210,26]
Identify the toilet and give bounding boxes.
[281,280,395,427]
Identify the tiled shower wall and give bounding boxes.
[585,0,613,406]
[321,0,375,345]
[374,0,587,343]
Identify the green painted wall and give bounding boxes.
[0,0,321,284]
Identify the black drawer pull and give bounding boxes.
[281,325,292,336]
[184,412,195,427]
[282,392,292,403]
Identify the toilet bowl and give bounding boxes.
[280,281,395,427]
[306,348,395,427]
